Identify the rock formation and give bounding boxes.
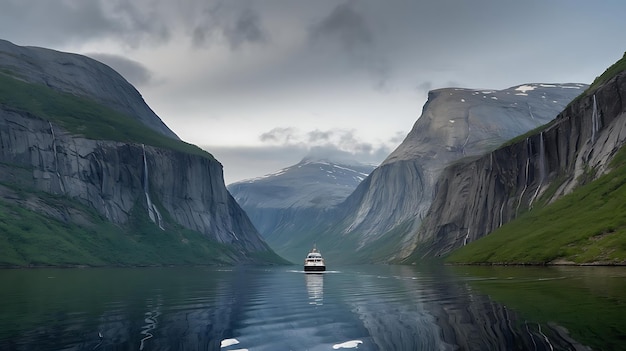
[411,70,626,259]
[318,84,586,263]
[0,39,279,265]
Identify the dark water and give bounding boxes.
[1,264,625,351]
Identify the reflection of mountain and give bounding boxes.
[305,273,324,305]
[340,265,587,350]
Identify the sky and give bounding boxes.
[1,1,625,184]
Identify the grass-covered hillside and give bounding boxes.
[0,186,283,267]
[0,71,213,160]
[446,144,626,265]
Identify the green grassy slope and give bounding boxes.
[447,145,626,265]
[0,72,213,160]
[0,186,285,267]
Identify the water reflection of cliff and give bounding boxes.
[0,268,248,351]
[342,265,587,351]
[305,273,324,305]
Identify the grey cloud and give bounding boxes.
[87,53,153,86]
[225,8,267,49]
[107,0,171,47]
[259,127,391,165]
[307,130,332,143]
[259,127,298,144]
[0,0,170,48]
[309,1,389,89]
[310,1,372,51]
[192,4,268,50]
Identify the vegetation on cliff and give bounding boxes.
[446,144,626,265]
[446,53,626,266]
[0,188,284,267]
[0,72,213,160]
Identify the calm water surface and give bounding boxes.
[1,264,625,350]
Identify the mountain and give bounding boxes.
[311,83,587,264]
[228,157,375,262]
[417,54,626,264]
[0,39,284,266]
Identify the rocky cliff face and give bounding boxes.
[0,39,177,139]
[0,40,276,264]
[322,84,586,263]
[410,72,626,259]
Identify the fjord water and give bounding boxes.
[1,265,625,351]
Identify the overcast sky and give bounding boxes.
[1,1,625,184]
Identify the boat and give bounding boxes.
[304,245,326,272]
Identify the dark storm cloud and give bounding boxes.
[309,1,389,89]
[0,0,170,48]
[87,53,153,86]
[226,8,268,49]
[192,3,268,50]
[310,1,372,52]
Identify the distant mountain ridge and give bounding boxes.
[228,157,375,262]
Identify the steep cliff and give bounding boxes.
[0,39,177,139]
[228,158,374,262]
[411,58,626,261]
[317,84,586,263]
[0,40,281,266]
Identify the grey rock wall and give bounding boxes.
[414,72,626,258]
[328,84,585,262]
[0,108,269,253]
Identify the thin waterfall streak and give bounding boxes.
[516,139,531,216]
[530,132,547,209]
[539,132,546,183]
[592,94,599,143]
[463,228,470,246]
[142,144,164,230]
[49,121,65,193]
[499,202,505,227]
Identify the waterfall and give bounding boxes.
[516,138,531,216]
[142,144,164,230]
[591,94,600,143]
[499,202,505,228]
[529,132,546,208]
[463,228,470,246]
[48,122,65,194]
